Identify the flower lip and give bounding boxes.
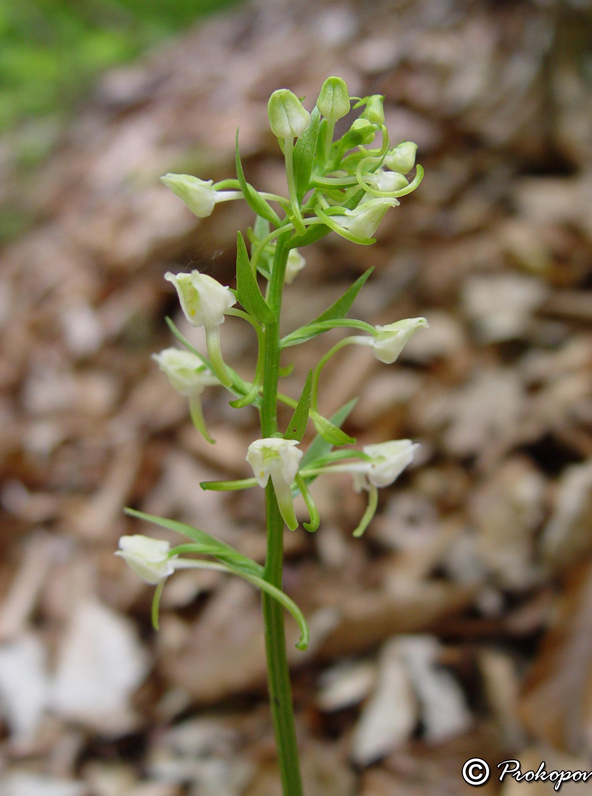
[116,534,177,584]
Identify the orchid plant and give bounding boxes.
[117,77,425,796]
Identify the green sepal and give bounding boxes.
[151,580,165,630]
[294,473,320,533]
[235,130,282,226]
[293,106,321,203]
[200,477,258,491]
[235,232,274,323]
[310,410,355,447]
[284,370,312,442]
[278,362,294,377]
[301,398,358,471]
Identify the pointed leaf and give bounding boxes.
[314,267,373,324]
[293,106,321,202]
[311,410,355,447]
[301,398,358,470]
[235,131,281,226]
[125,508,262,577]
[235,232,274,323]
[284,370,312,442]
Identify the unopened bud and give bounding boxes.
[361,95,385,126]
[316,76,350,123]
[268,89,310,139]
[385,142,418,174]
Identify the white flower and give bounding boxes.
[164,271,235,329]
[161,174,218,218]
[246,438,303,531]
[285,249,306,284]
[152,348,218,396]
[334,198,398,239]
[385,142,418,174]
[164,270,236,387]
[152,347,219,442]
[330,440,420,492]
[116,535,177,585]
[370,317,428,364]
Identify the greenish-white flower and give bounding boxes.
[329,440,420,492]
[164,271,235,329]
[152,348,218,396]
[369,317,428,363]
[152,347,219,442]
[246,438,303,531]
[164,271,235,388]
[116,535,177,585]
[160,174,243,219]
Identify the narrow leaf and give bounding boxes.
[125,508,261,577]
[284,369,312,442]
[235,131,281,226]
[311,410,355,447]
[313,267,373,324]
[293,106,321,202]
[301,398,358,470]
[235,232,274,323]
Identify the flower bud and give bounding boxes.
[385,142,418,174]
[285,249,306,284]
[268,89,310,139]
[316,76,350,123]
[335,197,397,239]
[346,118,376,147]
[160,174,217,218]
[361,95,385,126]
[368,170,409,194]
[247,438,303,530]
[370,317,428,363]
[116,535,177,584]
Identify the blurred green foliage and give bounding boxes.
[0,0,241,133]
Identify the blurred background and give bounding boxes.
[1,0,592,794]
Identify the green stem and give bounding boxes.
[259,233,304,796]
